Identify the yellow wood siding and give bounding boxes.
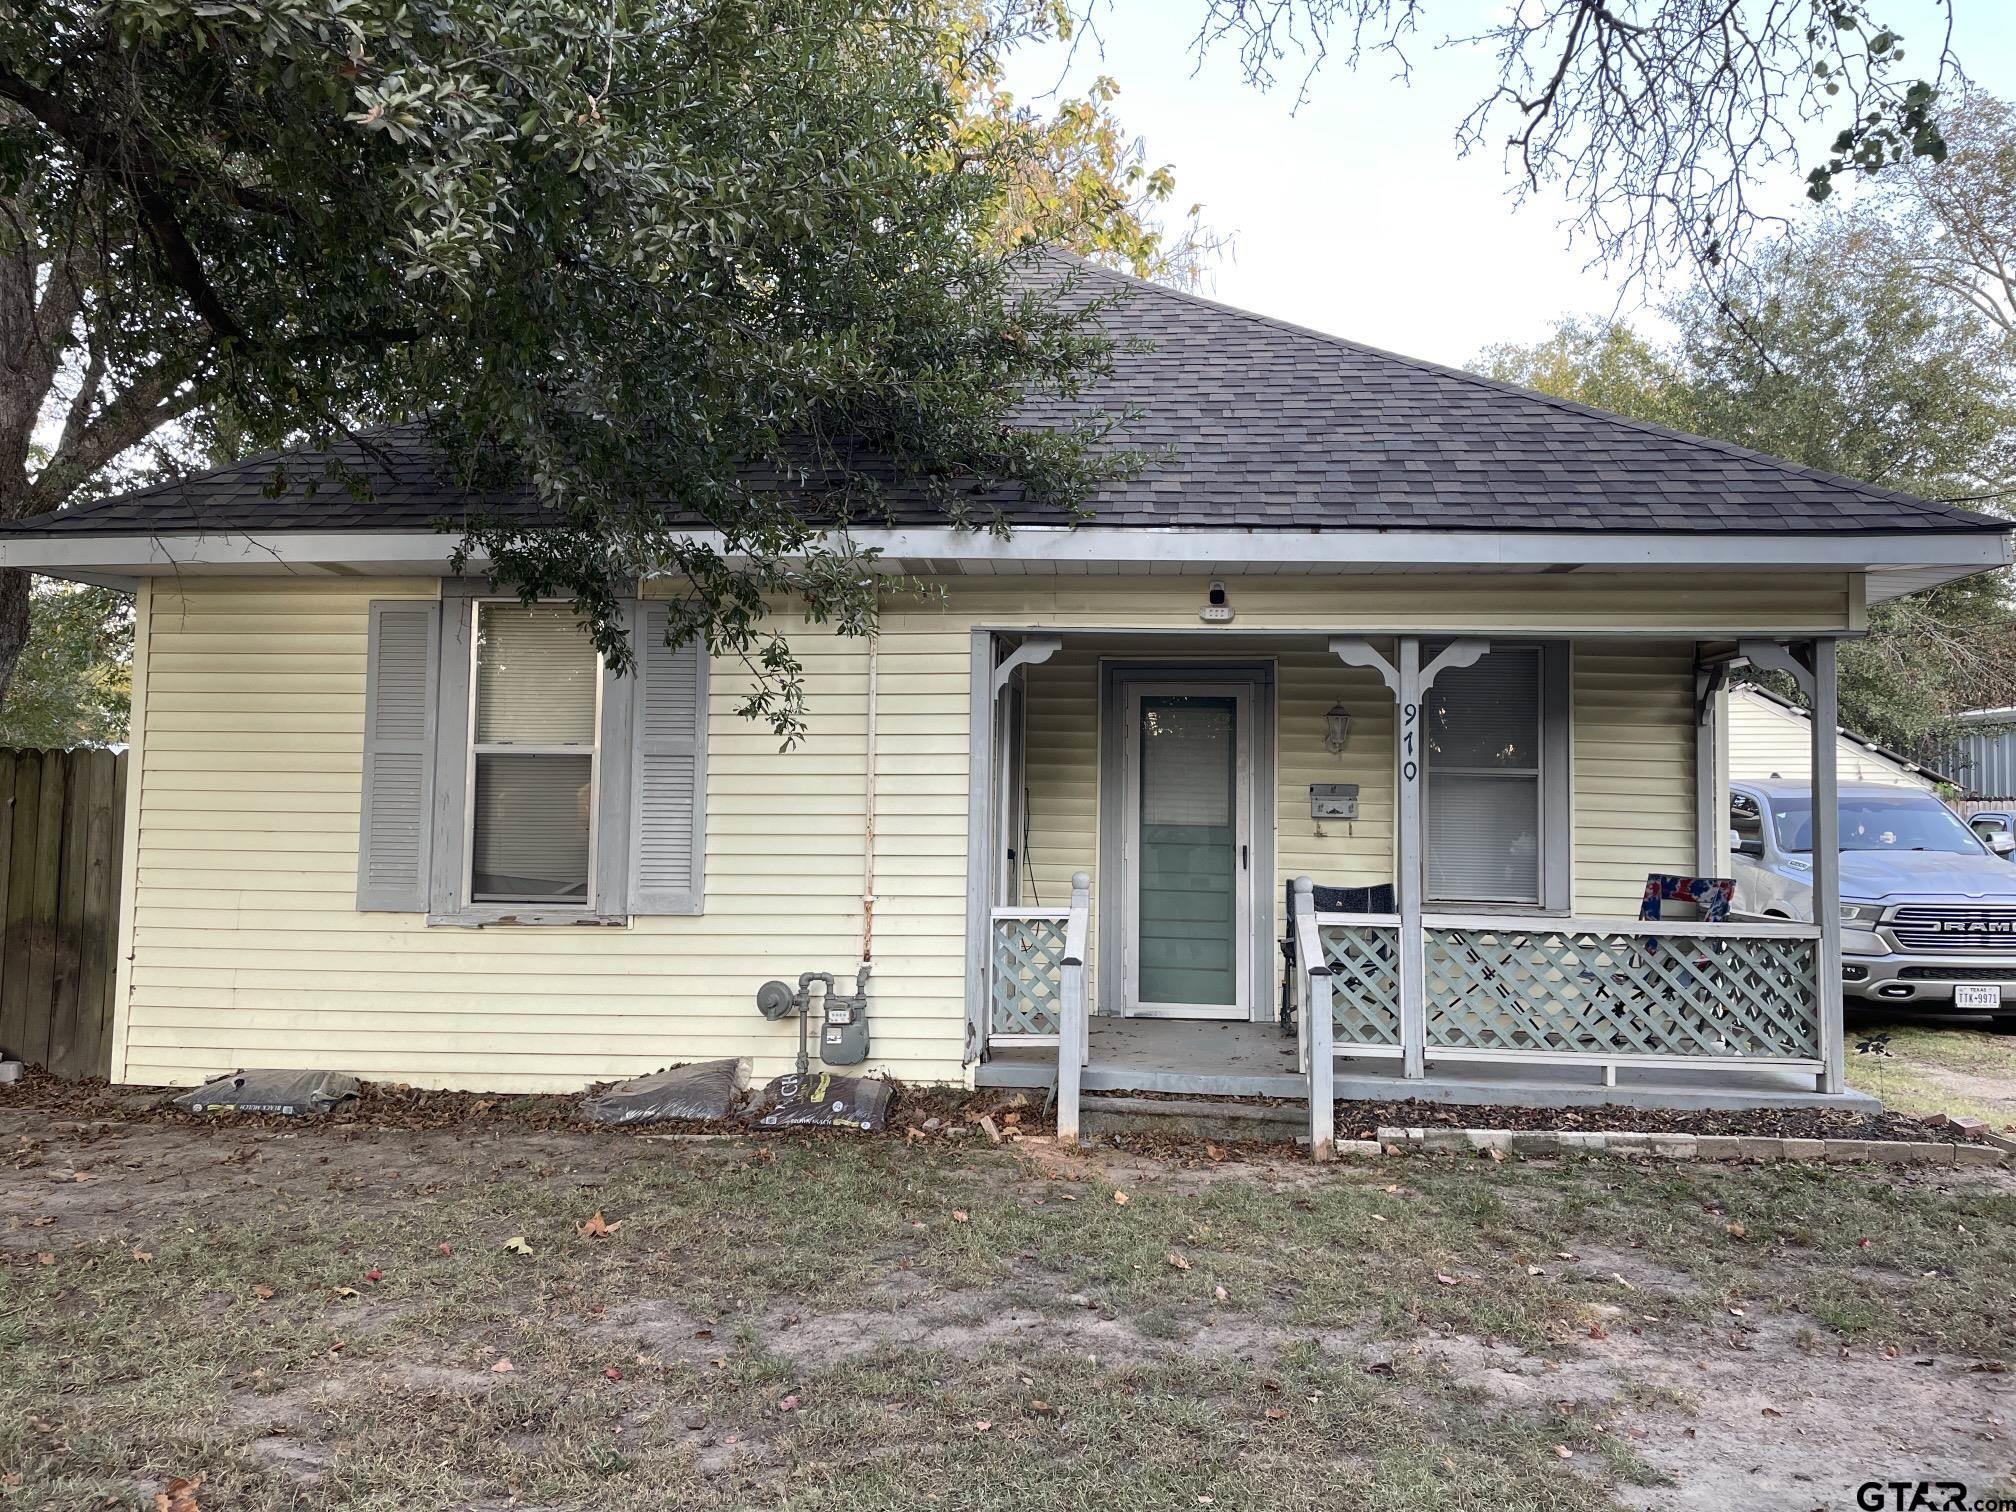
[1571,642,1699,913]
[116,571,1850,1090]
[124,577,885,1091]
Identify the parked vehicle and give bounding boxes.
[1730,779,2016,1025]
[1967,810,2016,858]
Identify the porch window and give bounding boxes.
[1424,644,1547,906]
[469,603,600,905]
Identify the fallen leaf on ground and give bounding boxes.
[491,1358,514,1373]
[1434,1273,1460,1287]
[972,1419,992,1432]
[1112,1190,1129,1206]
[364,1269,383,1283]
[778,1394,800,1411]
[1167,1252,1191,1271]
[604,1367,623,1381]
[502,1236,534,1256]
[131,1248,153,1263]
[1725,1223,1747,1239]
[330,1286,359,1299]
[951,1211,969,1224]
[252,1285,274,1300]
[153,1473,204,1512]
[1213,1284,1229,1302]
[577,1213,621,1238]
[438,1242,452,1256]
[1263,1407,1285,1420]
[1554,1445,1574,1460]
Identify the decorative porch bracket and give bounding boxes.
[991,633,1061,699]
[1330,636,1489,1078]
[1734,638,1845,1094]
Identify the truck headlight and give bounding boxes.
[1840,903,1884,924]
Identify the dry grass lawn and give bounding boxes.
[1844,1013,2016,1128]
[2,1102,2014,1511]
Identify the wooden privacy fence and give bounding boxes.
[0,748,126,1079]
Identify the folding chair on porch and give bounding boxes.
[1278,881,1396,1038]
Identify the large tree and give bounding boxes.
[1479,216,2016,753]
[2,0,1228,738]
[1178,0,1955,288]
[1866,88,2016,342]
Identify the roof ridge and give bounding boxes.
[1041,251,1994,528]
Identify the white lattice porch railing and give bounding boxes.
[1420,914,1823,1069]
[1315,914,1403,1054]
[989,908,1068,1044]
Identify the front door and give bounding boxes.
[1120,682,1252,1018]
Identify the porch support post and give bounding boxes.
[1330,635,1487,1082]
[1294,877,1335,1158]
[1693,658,1729,877]
[1396,637,1428,1079]
[1811,638,1845,1094]
[1056,871,1091,1145]
[963,631,997,1066]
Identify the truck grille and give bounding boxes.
[1898,965,2016,981]
[1890,905,2016,952]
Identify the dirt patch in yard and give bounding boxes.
[1429,1322,2016,1510]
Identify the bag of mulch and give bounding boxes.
[581,1058,751,1125]
[170,1069,360,1117]
[752,1072,890,1133]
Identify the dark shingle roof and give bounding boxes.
[10,254,2004,538]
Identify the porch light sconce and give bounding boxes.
[1325,702,1353,755]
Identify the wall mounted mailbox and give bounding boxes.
[1309,783,1359,821]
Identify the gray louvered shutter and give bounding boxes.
[357,600,441,910]
[628,604,707,913]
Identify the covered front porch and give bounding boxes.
[961,624,1858,1152]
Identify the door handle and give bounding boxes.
[1241,843,1249,871]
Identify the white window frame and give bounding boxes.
[463,597,605,912]
[1421,639,1570,911]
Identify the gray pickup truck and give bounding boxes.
[1730,778,2016,1027]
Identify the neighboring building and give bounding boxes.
[4,257,2009,1132]
[1942,707,2016,803]
[1725,684,1946,792]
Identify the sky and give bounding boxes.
[1001,1,2016,369]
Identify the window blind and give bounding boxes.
[1425,645,1544,904]
[475,605,598,745]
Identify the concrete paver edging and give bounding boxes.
[1372,1126,2007,1167]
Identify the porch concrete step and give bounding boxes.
[1080,1061,1307,1099]
[1080,1094,1304,1142]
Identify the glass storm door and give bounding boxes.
[1121,684,1252,1018]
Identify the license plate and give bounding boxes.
[1955,984,2002,1010]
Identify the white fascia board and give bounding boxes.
[1,523,2008,579]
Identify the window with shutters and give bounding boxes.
[1424,643,1561,906]
[468,603,602,906]
[355,590,708,921]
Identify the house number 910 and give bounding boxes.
[1401,701,1419,784]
